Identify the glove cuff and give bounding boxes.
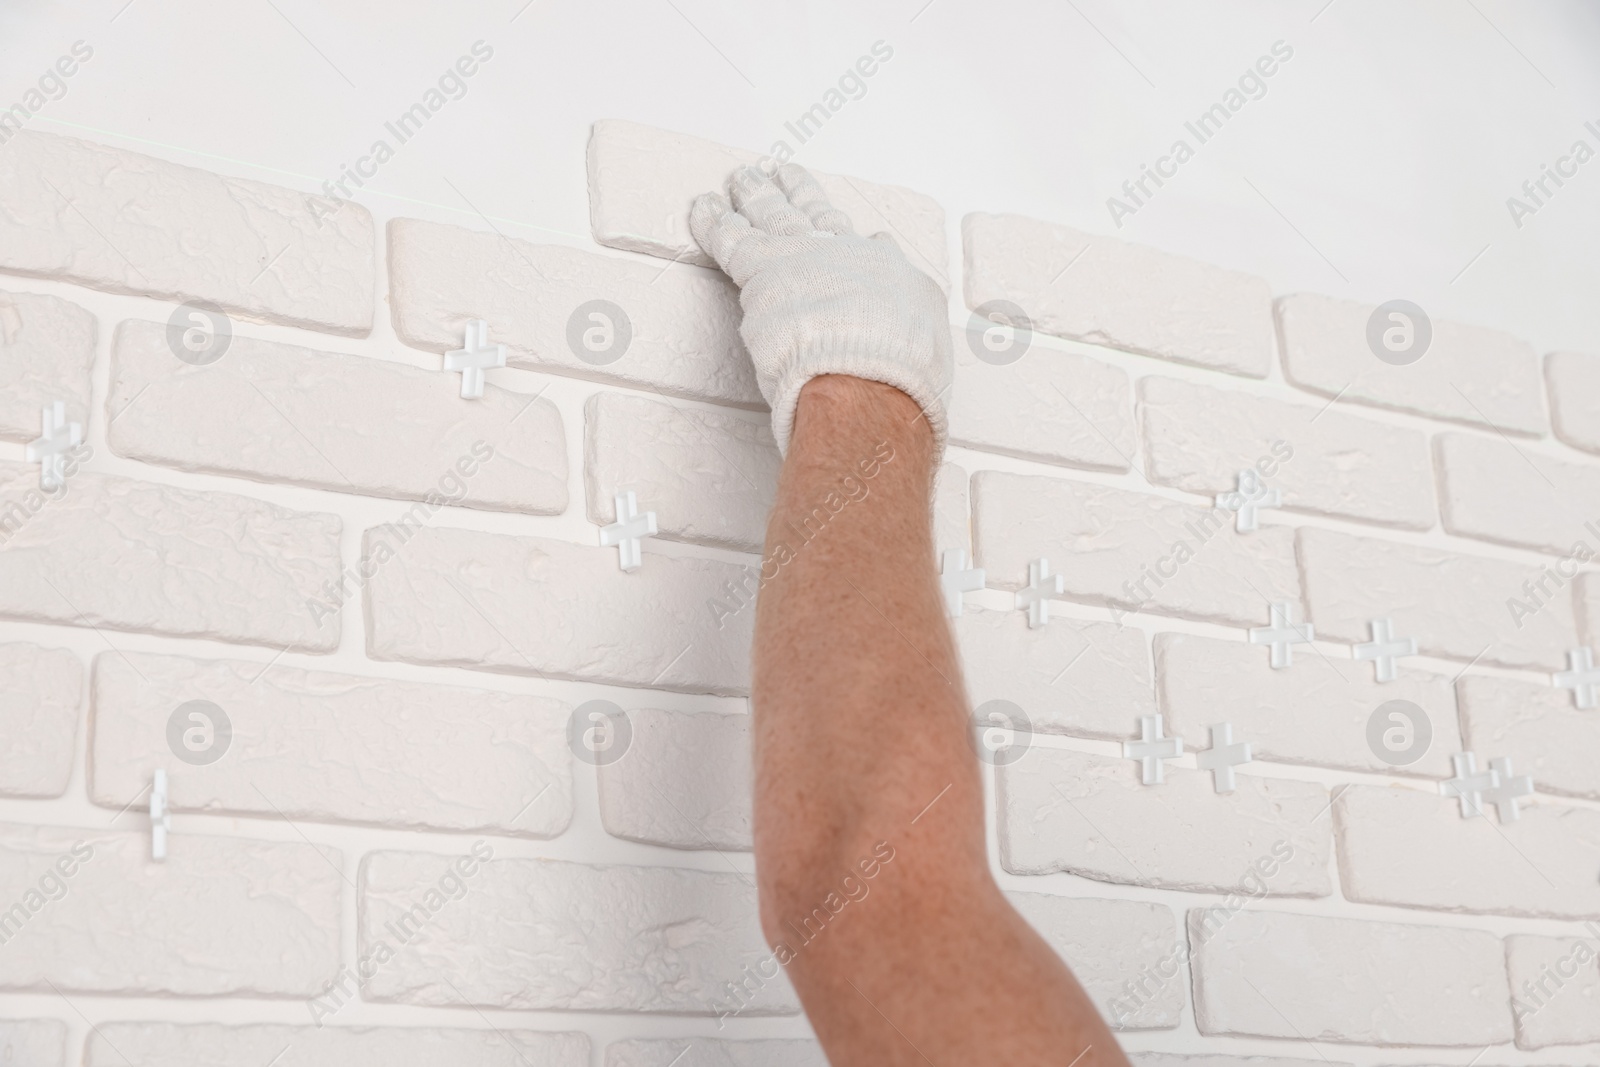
[768,338,949,457]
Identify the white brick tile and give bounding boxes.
[1276,293,1547,435]
[1139,375,1435,529]
[85,1022,589,1067]
[1132,1056,1350,1067]
[364,526,753,695]
[1547,351,1600,456]
[957,607,1156,740]
[0,462,342,651]
[585,392,776,553]
[973,471,1300,628]
[0,822,339,995]
[0,131,373,335]
[949,325,1136,470]
[1298,526,1577,671]
[0,289,95,444]
[1505,931,1600,1049]
[1459,674,1600,801]
[586,118,948,287]
[1435,432,1600,554]
[1156,632,1461,778]
[1006,890,1184,1030]
[933,461,969,555]
[1334,785,1600,920]
[598,709,751,850]
[996,749,1331,895]
[358,851,796,1013]
[606,1038,826,1067]
[0,1020,65,1067]
[1580,571,1600,646]
[109,319,567,514]
[389,218,760,407]
[963,213,1273,378]
[1188,908,1513,1045]
[0,643,80,798]
[90,651,572,836]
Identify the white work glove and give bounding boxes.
[689,164,952,455]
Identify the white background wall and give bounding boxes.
[3,1,1600,1063]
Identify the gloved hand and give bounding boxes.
[689,164,952,455]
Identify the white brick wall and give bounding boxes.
[0,289,95,443]
[109,319,568,514]
[5,99,1599,1063]
[0,642,80,798]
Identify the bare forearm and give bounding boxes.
[751,375,1128,1066]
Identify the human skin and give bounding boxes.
[750,372,1130,1066]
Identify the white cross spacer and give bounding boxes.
[1015,557,1064,629]
[443,319,506,399]
[25,401,83,491]
[939,549,985,618]
[599,490,657,572]
[1353,617,1417,683]
[1554,646,1600,710]
[1483,756,1534,823]
[1123,714,1184,785]
[1248,600,1315,669]
[1440,751,1499,819]
[1194,722,1253,794]
[150,768,172,862]
[1214,468,1282,532]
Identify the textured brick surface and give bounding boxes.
[949,324,1135,470]
[90,651,572,836]
[0,1020,65,1067]
[964,212,1273,378]
[1546,351,1600,455]
[958,607,1157,740]
[1276,293,1547,435]
[1434,432,1600,554]
[0,289,95,443]
[1505,931,1600,1049]
[1007,891,1184,1030]
[359,851,796,1013]
[585,391,777,552]
[1156,632,1460,778]
[1458,674,1600,800]
[1189,908,1513,1045]
[587,118,949,287]
[997,749,1331,895]
[84,1023,590,1067]
[1139,375,1435,529]
[606,1039,827,1067]
[0,461,342,651]
[389,217,760,406]
[1335,785,1600,920]
[974,470,1300,627]
[1132,1057,1350,1067]
[0,822,340,996]
[0,643,81,798]
[1298,526,1577,671]
[109,319,567,513]
[364,526,754,695]
[598,709,751,850]
[0,131,373,335]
